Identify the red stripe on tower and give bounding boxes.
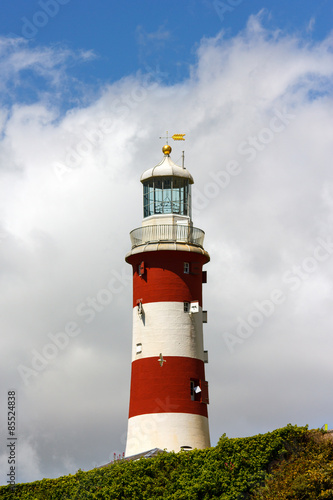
[124,142,211,457]
[127,250,208,307]
[128,356,208,418]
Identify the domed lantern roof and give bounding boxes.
[140,145,194,184]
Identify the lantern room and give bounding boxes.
[140,145,194,226]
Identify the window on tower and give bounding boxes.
[143,177,190,217]
[163,179,172,213]
[172,178,181,214]
[143,181,154,217]
[190,379,201,402]
[138,261,145,277]
[154,179,163,214]
[184,262,190,274]
[190,380,195,401]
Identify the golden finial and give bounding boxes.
[162,144,172,155]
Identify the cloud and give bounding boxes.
[1,14,333,484]
[136,25,171,45]
[0,36,96,105]
[307,16,316,33]
[136,25,172,68]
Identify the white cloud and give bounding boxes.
[0,36,96,103]
[307,16,316,34]
[1,15,333,483]
[136,25,172,69]
[136,25,171,44]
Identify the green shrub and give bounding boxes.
[2,425,332,500]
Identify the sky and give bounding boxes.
[0,0,333,486]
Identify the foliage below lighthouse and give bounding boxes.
[2,425,333,499]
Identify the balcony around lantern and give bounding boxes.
[129,224,205,249]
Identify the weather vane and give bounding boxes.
[159,131,186,144]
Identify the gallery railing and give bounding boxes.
[129,224,205,249]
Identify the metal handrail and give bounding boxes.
[129,224,205,249]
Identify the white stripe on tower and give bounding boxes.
[126,413,210,457]
[131,302,205,361]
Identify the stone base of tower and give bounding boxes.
[125,413,210,457]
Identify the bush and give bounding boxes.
[2,425,332,500]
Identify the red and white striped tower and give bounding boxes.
[125,142,210,456]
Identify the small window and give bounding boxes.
[184,302,190,313]
[136,343,142,354]
[190,379,201,401]
[138,261,145,277]
[184,262,190,274]
[190,381,195,401]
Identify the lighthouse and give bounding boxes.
[125,141,210,456]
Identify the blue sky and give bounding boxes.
[1,0,332,102]
[0,0,333,487]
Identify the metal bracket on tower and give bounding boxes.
[158,353,166,367]
[189,301,199,315]
[137,299,143,318]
